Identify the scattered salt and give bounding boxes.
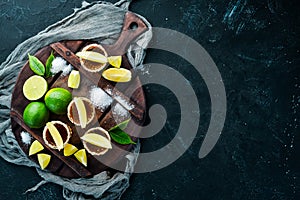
[112,103,129,118]
[114,95,134,110]
[21,131,32,145]
[105,88,134,110]
[62,64,73,76]
[89,86,113,111]
[51,57,67,74]
[51,57,73,76]
[106,88,112,95]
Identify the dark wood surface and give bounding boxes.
[10,12,147,178]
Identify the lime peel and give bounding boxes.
[44,88,72,115]
[23,102,49,129]
[28,53,45,76]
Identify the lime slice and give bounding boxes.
[37,153,51,170]
[74,149,87,167]
[81,133,112,149]
[46,122,64,150]
[76,51,107,64]
[29,140,44,156]
[108,56,122,68]
[68,70,81,89]
[102,68,131,83]
[64,143,78,156]
[74,97,88,129]
[23,75,48,100]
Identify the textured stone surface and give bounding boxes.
[0,0,299,199]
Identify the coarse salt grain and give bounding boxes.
[21,131,32,145]
[51,57,73,76]
[89,86,113,111]
[114,95,134,110]
[105,88,134,110]
[62,64,73,76]
[105,88,112,95]
[112,103,129,118]
[51,57,66,74]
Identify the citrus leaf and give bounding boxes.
[45,51,55,78]
[28,53,45,76]
[109,127,136,145]
[109,119,130,131]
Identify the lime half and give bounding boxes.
[23,75,48,100]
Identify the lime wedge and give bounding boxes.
[37,153,51,170]
[28,54,45,76]
[64,143,78,156]
[74,97,88,129]
[46,122,64,150]
[76,51,107,64]
[68,70,80,89]
[74,149,87,167]
[102,68,131,83]
[81,133,112,149]
[29,140,44,156]
[108,56,122,68]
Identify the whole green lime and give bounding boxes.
[23,102,49,129]
[45,88,72,115]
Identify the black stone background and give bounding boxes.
[0,0,299,199]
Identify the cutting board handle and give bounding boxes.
[105,12,148,55]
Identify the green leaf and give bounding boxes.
[109,119,130,131]
[45,51,55,78]
[108,119,134,145]
[109,127,136,145]
[28,53,45,76]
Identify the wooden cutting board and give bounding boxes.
[10,12,147,178]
